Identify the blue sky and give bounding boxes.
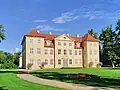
[0,0,120,53]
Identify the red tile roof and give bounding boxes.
[24,29,98,42]
[82,34,98,42]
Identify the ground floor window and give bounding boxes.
[30,59,34,65]
[45,59,48,65]
[50,59,54,65]
[69,59,72,64]
[58,59,61,64]
[38,59,41,65]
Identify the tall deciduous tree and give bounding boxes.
[99,25,118,68]
[0,24,6,43]
[88,29,98,39]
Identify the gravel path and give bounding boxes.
[17,74,117,90]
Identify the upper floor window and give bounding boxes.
[69,50,72,55]
[90,43,92,46]
[30,48,34,54]
[38,59,41,65]
[37,48,41,54]
[64,50,67,55]
[58,49,61,55]
[64,43,66,46]
[44,49,48,55]
[75,50,77,55]
[50,59,54,65]
[94,43,97,47]
[50,49,53,55]
[30,39,33,43]
[79,50,81,55]
[69,43,72,46]
[90,50,92,55]
[69,59,72,64]
[38,39,40,43]
[45,59,48,65]
[58,59,61,64]
[58,42,61,46]
[94,50,97,55]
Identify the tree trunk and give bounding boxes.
[111,61,115,68]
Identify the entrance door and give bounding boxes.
[63,58,68,67]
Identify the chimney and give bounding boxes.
[76,34,79,37]
[37,30,40,33]
[66,33,69,36]
[49,32,52,35]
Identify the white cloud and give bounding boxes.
[33,20,47,23]
[36,25,64,31]
[53,5,120,23]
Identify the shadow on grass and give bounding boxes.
[0,86,8,90]
[0,70,30,74]
[31,72,120,88]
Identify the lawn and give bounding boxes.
[32,68,120,88]
[0,70,65,90]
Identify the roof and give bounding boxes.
[82,34,98,42]
[21,29,98,45]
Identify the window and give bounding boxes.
[94,50,97,55]
[69,43,72,46]
[90,43,92,46]
[90,59,92,62]
[75,59,78,64]
[75,50,77,55]
[79,50,81,55]
[45,59,48,64]
[50,49,53,55]
[45,49,48,55]
[90,50,92,55]
[58,49,61,55]
[38,59,41,65]
[38,39,40,43]
[58,59,61,64]
[64,43,66,46]
[94,43,97,47]
[76,43,80,47]
[50,59,53,65]
[64,37,66,39]
[46,40,51,46]
[58,42,61,46]
[30,39,33,43]
[37,48,41,54]
[30,59,34,65]
[64,50,67,55]
[30,48,34,54]
[69,50,72,55]
[69,59,72,64]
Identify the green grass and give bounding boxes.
[32,68,120,88]
[0,70,65,90]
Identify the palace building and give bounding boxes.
[21,29,99,69]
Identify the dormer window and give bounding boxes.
[76,42,80,47]
[46,40,51,46]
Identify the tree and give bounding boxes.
[88,29,98,39]
[114,19,120,58]
[14,52,21,66]
[99,25,118,68]
[0,24,6,43]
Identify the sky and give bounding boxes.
[0,0,120,53]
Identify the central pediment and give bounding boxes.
[54,34,74,41]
